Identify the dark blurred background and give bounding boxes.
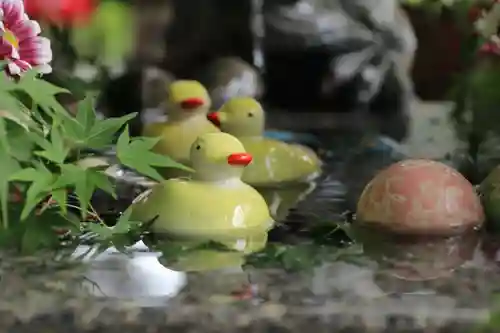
[71,0,471,141]
[129,0,462,101]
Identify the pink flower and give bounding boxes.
[0,0,52,75]
[479,40,500,56]
[478,35,500,57]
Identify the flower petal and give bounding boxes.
[0,2,53,76]
[18,36,52,65]
[0,0,25,26]
[9,18,40,40]
[6,58,31,75]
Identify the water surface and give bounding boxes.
[1,131,500,332]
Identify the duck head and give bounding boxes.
[167,80,211,120]
[207,97,264,137]
[190,132,253,182]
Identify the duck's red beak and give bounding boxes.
[207,112,220,126]
[180,97,204,109]
[227,153,252,166]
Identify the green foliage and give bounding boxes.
[45,71,90,101]
[86,207,141,240]
[245,242,363,272]
[116,128,193,181]
[469,62,500,136]
[150,237,363,273]
[62,96,136,149]
[70,1,135,69]
[0,68,187,253]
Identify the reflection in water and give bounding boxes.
[78,130,494,320]
[310,261,385,301]
[301,230,482,330]
[257,182,316,221]
[151,232,268,301]
[359,228,479,282]
[480,235,500,264]
[155,232,268,272]
[72,241,187,307]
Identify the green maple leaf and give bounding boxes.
[87,207,140,240]
[28,101,51,133]
[113,208,142,234]
[87,222,113,240]
[0,118,9,154]
[9,167,41,182]
[0,71,16,89]
[116,126,192,181]
[62,95,136,149]
[24,120,59,154]
[20,209,75,254]
[52,164,116,219]
[13,70,69,117]
[50,189,68,215]
[62,210,85,234]
[47,69,90,100]
[32,125,70,164]
[0,147,21,227]
[75,95,95,133]
[9,164,55,220]
[0,89,28,121]
[85,113,137,148]
[5,120,35,161]
[62,95,94,142]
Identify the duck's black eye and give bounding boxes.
[195,145,201,150]
[247,112,253,117]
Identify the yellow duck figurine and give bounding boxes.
[142,80,220,165]
[131,132,273,237]
[259,183,316,220]
[207,97,322,187]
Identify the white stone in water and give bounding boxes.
[72,241,187,306]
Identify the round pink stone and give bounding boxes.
[356,159,484,235]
